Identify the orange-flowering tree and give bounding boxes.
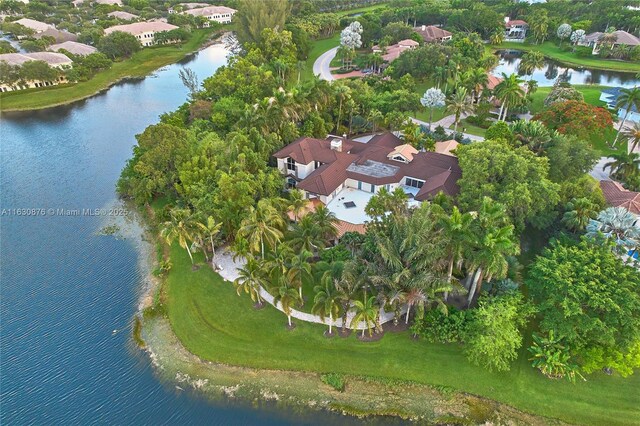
[533,101,613,140]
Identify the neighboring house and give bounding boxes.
[13,18,52,34]
[600,180,640,216]
[107,11,139,21]
[183,5,237,25]
[600,87,640,123]
[580,30,640,54]
[95,0,123,5]
[434,139,460,157]
[34,28,78,43]
[372,39,419,62]
[49,41,97,56]
[168,2,209,13]
[0,52,72,92]
[413,25,452,43]
[273,133,462,229]
[104,22,179,47]
[504,18,528,40]
[72,0,84,7]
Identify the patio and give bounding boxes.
[325,187,374,224]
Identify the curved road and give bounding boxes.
[313,47,338,81]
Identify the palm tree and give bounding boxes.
[312,281,341,334]
[462,68,489,104]
[586,207,640,255]
[510,120,552,153]
[439,206,474,300]
[296,60,305,84]
[202,216,222,267]
[525,79,538,97]
[490,30,504,45]
[562,197,599,232]
[604,151,640,182]
[494,73,525,121]
[287,189,308,222]
[367,108,384,132]
[335,260,365,333]
[289,215,322,253]
[377,287,406,326]
[612,87,640,147]
[234,256,268,306]
[286,249,312,303]
[160,208,200,265]
[446,87,474,133]
[404,287,426,324]
[351,295,379,337]
[334,83,352,132]
[311,204,339,243]
[623,122,640,152]
[272,280,302,328]
[238,199,285,259]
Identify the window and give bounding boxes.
[357,181,362,190]
[285,177,297,189]
[370,184,375,193]
[392,155,407,163]
[286,157,296,171]
[314,161,322,169]
[385,184,391,191]
[405,178,424,188]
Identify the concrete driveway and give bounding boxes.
[312,47,338,81]
[590,157,613,181]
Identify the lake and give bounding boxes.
[0,43,365,425]
[493,49,640,87]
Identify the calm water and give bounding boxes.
[0,44,370,425]
[493,49,640,87]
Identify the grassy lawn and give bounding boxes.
[0,28,217,112]
[492,41,640,73]
[450,119,487,138]
[413,80,448,124]
[335,2,388,16]
[164,244,640,426]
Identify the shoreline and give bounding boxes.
[0,30,230,113]
[131,205,566,424]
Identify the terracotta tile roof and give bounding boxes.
[414,25,452,42]
[334,220,367,238]
[505,20,528,28]
[388,144,419,161]
[600,180,640,215]
[274,133,462,199]
[434,139,460,157]
[286,198,323,221]
[486,74,503,90]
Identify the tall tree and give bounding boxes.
[312,281,341,335]
[234,256,268,306]
[160,208,202,265]
[612,87,640,147]
[420,87,446,129]
[351,295,379,337]
[494,73,525,121]
[446,87,474,133]
[234,0,290,46]
[238,199,285,259]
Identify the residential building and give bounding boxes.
[600,87,640,123]
[72,0,84,7]
[600,180,640,216]
[504,18,528,41]
[13,18,52,34]
[104,22,179,47]
[0,52,72,92]
[49,41,97,56]
[107,11,139,21]
[183,5,237,25]
[95,0,123,5]
[580,30,640,54]
[273,133,462,230]
[34,28,78,43]
[413,25,452,43]
[434,139,460,157]
[168,2,209,14]
[372,39,419,62]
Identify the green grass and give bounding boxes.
[0,28,217,111]
[492,41,640,73]
[450,119,487,138]
[413,80,448,124]
[165,245,640,426]
[335,2,388,16]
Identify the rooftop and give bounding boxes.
[347,160,400,178]
[0,52,73,66]
[108,11,139,20]
[414,25,452,42]
[184,5,237,16]
[49,41,96,56]
[325,187,375,225]
[600,180,640,215]
[104,21,179,36]
[585,30,640,46]
[14,18,51,32]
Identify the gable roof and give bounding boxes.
[0,52,72,66]
[505,19,528,28]
[414,25,452,42]
[388,144,419,162]
[34,28,78,43]
[274,133,462,199]
[104,21,178,36]
[434,139,460,157]
[600,180,640,215]
[108,11,139,20]
[49,41,96,56]
[585,30,640,46]
[184,5,236,16]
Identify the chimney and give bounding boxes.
[504,17,510,24]
[330,138,343,152]
[421,25,426,31]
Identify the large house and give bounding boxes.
[13,18,51,34]
[183,5,236,25]
[372,39,419,63]
[49,41,97,56]
[0,52,72,92]
[600,181,640,216]
[600,87,640,123]
[107,11,139,21]
[104,22,179,47]
[34,27,78,43]
[168,2,209,13]
[580,30,640,54]
[504,18,528,40]
[413,25,452,43]
[273,133,462,229]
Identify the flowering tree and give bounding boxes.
[557,24,572,45]
[570,29,586,45]
[533,100,613,140]
[339,21,363,69]
[420,87,446,129]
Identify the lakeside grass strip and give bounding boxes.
[0,28,217,112]
[163,244,640,426]
[491,41,640,73]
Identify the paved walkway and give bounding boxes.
[215,248,405,331]
[411,116,484,142]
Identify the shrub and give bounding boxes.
[320,244,352,262]
[410,308,471,344]
[321,373,345,392]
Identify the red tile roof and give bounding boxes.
[414,25,452,42]
[334,220,367,238]
[505,20,528,28]
[600,180,640,215]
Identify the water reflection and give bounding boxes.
[492,50,639,87]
